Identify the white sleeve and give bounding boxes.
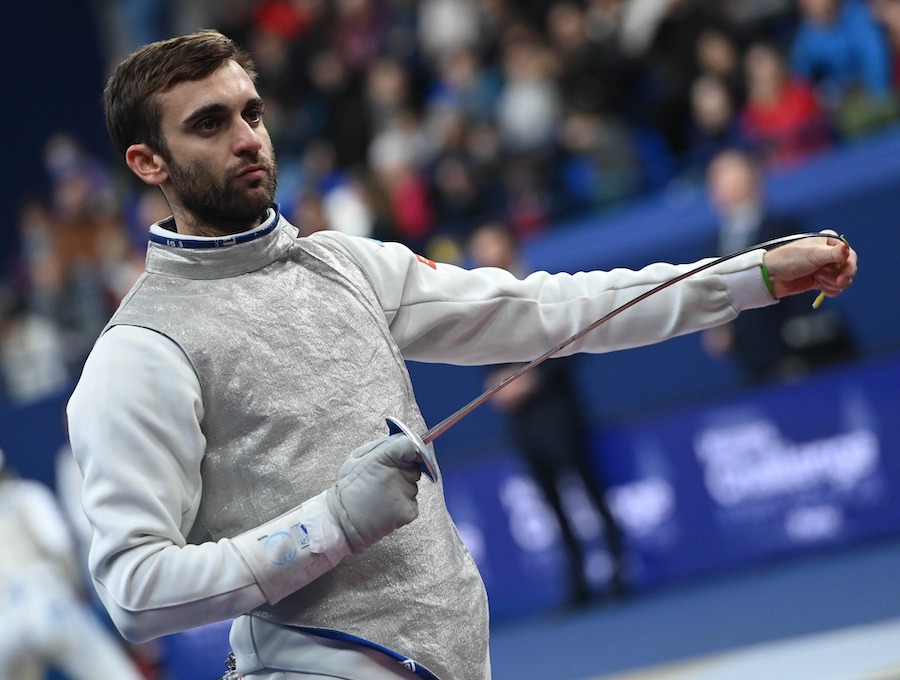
[311,232,775,365]
[66,325,349,643]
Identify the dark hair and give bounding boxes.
[103,30,258,158]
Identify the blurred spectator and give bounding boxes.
[0,452,144,679]
[701,149,857,382]
[719,0,796,42]
[495,26,562,154]
[365,56,415,135]
[369,102,429,165]
[501,155,556,240]
[695,25,746,104]
[621,0,737,160]
[288,187,332,237]
[547,1,629,114]
[245,22,301,103]
[493,25,565,238]
[123,186,170,254]
[251,0,322,41]
[463,116,506,185]
[8,197,57,305]
[306,46,372,168]
[331,0,388,75]
[740,41,834,169]
[426,46,503,121]
[618,0,670,59]
[0,285,69,404]
[418,0,484,65]
[91,0,226,62]
[366,59,439,247]
[556,109,645,212]
[683,74,745,180]
[373,156,436,251]
[426,109,504,240]
[298,139,376,238]
[323,169,378,239]
[429,151,498,241]
[39,135,131,368]
[585,0,625,44]
[468,222,628,607]
[4,155,136,397]
[790,0,900,137]
[870,0,900,89]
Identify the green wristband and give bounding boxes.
[760,263,776,298]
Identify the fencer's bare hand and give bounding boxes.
[325,433,422,554]
[763,232,857,300]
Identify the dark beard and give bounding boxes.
[167,153,278,235]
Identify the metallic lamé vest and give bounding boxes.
[108,219,488,680]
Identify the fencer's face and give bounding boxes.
[155,60,277,234]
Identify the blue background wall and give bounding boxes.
[2,1,108,260]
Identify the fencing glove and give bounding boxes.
[326,433,422,554]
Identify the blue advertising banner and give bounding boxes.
[440,355,900,620]
[442,454,570,621]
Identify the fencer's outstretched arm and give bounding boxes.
[315,232,785,365]
[315,231,857,368]
[66,326,421,643]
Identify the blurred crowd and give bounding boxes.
[1,0,897,406]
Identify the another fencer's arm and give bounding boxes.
[19,481,82,585]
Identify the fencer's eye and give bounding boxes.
[244,103,265,126]
[196,118,220,133]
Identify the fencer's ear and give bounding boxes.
[125,143,169,186]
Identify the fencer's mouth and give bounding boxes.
[236,163,267,178]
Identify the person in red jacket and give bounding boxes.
[740,41,834,169]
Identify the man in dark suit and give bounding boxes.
[702,149,857,382]
[468,222,627,606]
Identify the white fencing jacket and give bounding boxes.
[67,209,775,678]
